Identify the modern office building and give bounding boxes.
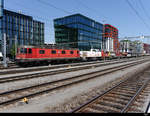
[54,14,103,51]
[103,24,119,53]
[120,40,131,53]
[120,40,144,55]
[0,0,44,55]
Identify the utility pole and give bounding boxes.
[3,33,7,67]
[102,21,106,62]
[15,35,17,60]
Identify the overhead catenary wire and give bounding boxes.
[5,0,58,42]
[6,0,149,45]
[36,0,73,15]
[74,0,108,22]
[125,0,150,44]
[126,0,150,31]
[138,0,150,21]
[8,0,75,44]
[8,0,123,40]
[5,1,51,22]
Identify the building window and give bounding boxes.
[39,50,45,54]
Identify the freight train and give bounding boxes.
[15,45,145,66]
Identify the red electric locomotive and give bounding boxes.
[16,45,80,66]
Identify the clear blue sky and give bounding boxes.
[4,0,150,44]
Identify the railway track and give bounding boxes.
[146,102,150,113]
[0,63,19,70]
[0,58,138,75]
[71,66,150,113]
[0,59,148,108]
[0,57,147,75]
[0,58,147,84]
[0,60,114,75]
[125,70,150,113]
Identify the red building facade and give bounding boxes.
[103,24,120,54]
[144,43,150,54]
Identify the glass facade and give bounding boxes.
[33,20,44,46]
[0,0,3,52]
[54,25,78,48]
[0,8,44,55]
[54,14,103,51]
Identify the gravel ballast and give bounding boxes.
[0,61,150,112]
[0,60,144,93]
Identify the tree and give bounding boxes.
[10,44,17,60]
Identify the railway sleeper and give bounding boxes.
[127,107,143,113]
[135,99,147,104]
[80,107,105,113]
[89,104,118,113]
[131,102,143,108]
[92,103,121,113]
[119,85,141,90]
[102,97,128,105]
[141,91,150,95]
[116,87,140,92]
[138,92,150,97]
[114,89,136,95]
[110,92,134,98]
[106,94,131,101]
[97,100,125,110]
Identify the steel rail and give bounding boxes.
[0,58,143,84]
[0,56,148,70]
[0,60,118,75]
[121,78,150,113]
[71,64,150,113]
[0,60,146,107]
[0,58,137,75]
[145,102,150,113]
[0,63,18,69]
[70,76,131,113]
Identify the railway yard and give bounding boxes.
[0,57,149,113]
[1,0,150,113]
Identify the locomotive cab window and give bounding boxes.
[28,49,32,54]
[39,50,45,54]
[20,48,27,54]
[70,51,74,54]
[51,50,56,54]
[62,51,66,54]
[20,48,24,54]
[24,48,27,54]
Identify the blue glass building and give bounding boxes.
[0,0,44,56]
[54,14,103,51]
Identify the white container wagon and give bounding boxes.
[80,49,102,61]
[0,52,3,61]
